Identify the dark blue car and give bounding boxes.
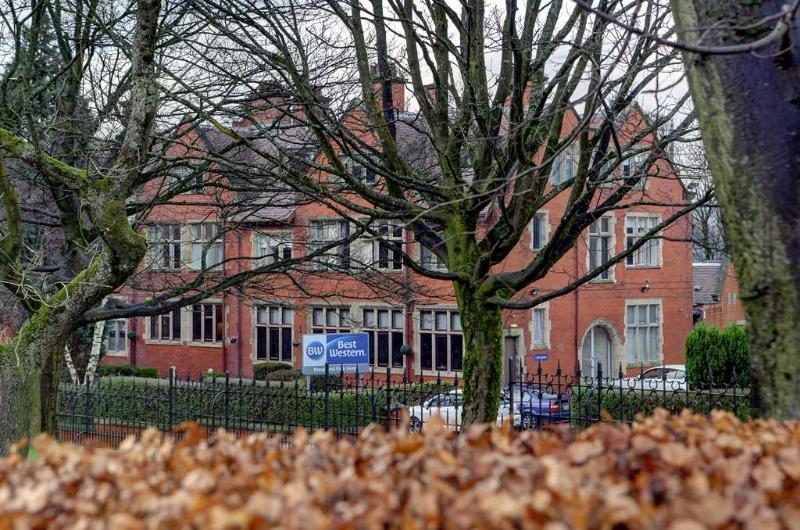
[499,386,571,430]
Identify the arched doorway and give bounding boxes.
[581,325,612,379]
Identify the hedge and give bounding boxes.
[252,361,293,380]
[94,365,158,379]
[685,323,750,388]
[58,379,454,432]
[569,386,752,425]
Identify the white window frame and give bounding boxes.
[309,219,350,270]
[254,231,293,268]
[360,307,405,369]
[622,152,648,190]
[417,307,463,375]
[531,303,550,349]
[310,305,352,334]
[531,210,550,251]
[190,301,224,345]
[254,305,293,362]
[146,307,183,343]
[373,221,404,271]
[189,222,223,271]
[103,319,129,356]
[167,165,203,194]
[550,142,578,185]
[343,155,376,184]
[625,299,662,365]
[625,214,661,268]
[146,223,182,271]
[587,215,616,281]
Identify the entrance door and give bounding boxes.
[581,326,612,379]
[503,335,520,386]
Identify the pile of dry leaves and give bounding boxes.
[1,410,800,529]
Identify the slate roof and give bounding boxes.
[692,260,726,305]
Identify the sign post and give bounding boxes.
[302,333,370,376]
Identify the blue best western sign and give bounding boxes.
[302,333,370,375]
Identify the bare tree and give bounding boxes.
[183,0,708,424]
[0,0,179,449]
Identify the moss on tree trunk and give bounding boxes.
[671,0,800,419]
[456,284,504,425]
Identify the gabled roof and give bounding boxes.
[692,260,727,305]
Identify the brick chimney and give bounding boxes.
[234,81,301,128]
[371,63,405,111]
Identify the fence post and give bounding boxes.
[324,363,330,431]
[508,357,514,424]
[595,362,603,424]
[224,371,230,431]
[168,366,175,432]
[384,366,392,432]
[83,376,91,436]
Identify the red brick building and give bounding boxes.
[103,81,695,381]
[693,259,745,328]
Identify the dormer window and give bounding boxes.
[550,143,578,185]
[168,165,203,193]
[254,232,293,268]
[344,156,376,184]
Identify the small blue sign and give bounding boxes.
[302,333,370,375]
[534,353,549,362]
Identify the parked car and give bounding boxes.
[500,386,571,430]
[406,387,570,431]
[610,364,688,391]
[406,390,464,431]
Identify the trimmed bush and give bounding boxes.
[253,361,293,380]
[136,368,159,379]
[264,369,303,382]
[95,365,158,379]
[685,323,750,388]
[570,386,752,425]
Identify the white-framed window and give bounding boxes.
[309,220,350,269]
[190,223,223,270]
[532,212,548,251]
[420,243,447,271]
[419,309,463,372]
[191,303,223,343]
[375,221,403,271]
[589,216,614,280]
[168,165,203,193]
[254,232,292,268]
[550,143,578,185]
[104,319,128,355]
[255,306,293,362]
[362,308,404,368]
[149,308,182,342]
[344,156,376,184]
[626,301,661,364]
[727,292,737,305]
[622,153,647,188]
[311,306,351,333]
[146,224,182,270]
[532,306,549,348]
[625,215,660,267]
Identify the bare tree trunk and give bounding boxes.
[456,284,504,425]
[671,0,800,418]
[63,344,80,385]
[84,321,105,384]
